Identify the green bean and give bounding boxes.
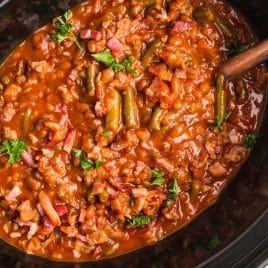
[123,86,139,128]
[105,89,121,133]
[22,108,32,136]
[142,39,164,68]
[215,18,233,39]
[0,76,10,87]
[234,77,249,104]
[192,6,215,24]
[149,106,164,131]
[86,63,98,96]
[215,74,227,122]
[193,6,233,38]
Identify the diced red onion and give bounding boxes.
[4,186,22,202]
[21,149,34,167]
[63,129,76,153]
[171,21,194,34]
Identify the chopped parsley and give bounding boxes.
[0,140,27,164]
[229,42,250,58]
[243,133,258,148]
[101,131,113,138]
[208,234,221,250]
[51,10,81,49]
[73,149,103,170]
[127,215,151,227]
[210,111,232,130]
[166,179,179,207]
[150,169,165,186]
[92,50,137,75]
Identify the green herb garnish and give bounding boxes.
[127,215,151,227]
[51,10,81,49]
[73,149,103,170]
[208,234,221,250]
[151,169,165,186]
[243,133,258,148]
[210,111,232,130]
[92,50,137,75]
[0,140,27,164]
[101,131,113,138]
[166,179,179,207]
[229,42,250,58]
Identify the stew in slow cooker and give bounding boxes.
[0,0,266,261]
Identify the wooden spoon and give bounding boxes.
[219,39,268,79]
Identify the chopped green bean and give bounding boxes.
[216,74,227,122]
[123,86,139,128]
[105,89,121,133]
[149,106,164,131]
[142,39,163,68]
[86,63,98,96]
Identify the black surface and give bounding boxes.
[0,0,267,267]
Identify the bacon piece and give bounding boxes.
[91,31,102,41]
[91,182,105,195]
[155,158,175,173]
[80,29,92,39]
[38,191,61,226]
[21,149,34,167]
[132,188,148,198]
[208,162,227,177]
[63,129,76,153]
[4,186,22,202]
[171,21,194,34]
[148,64,173,81]
[55,204,68,217]
[107,37,122,54]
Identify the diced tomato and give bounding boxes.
[54,103,68,114]
[91,31,102,41]
[107,37,122,54]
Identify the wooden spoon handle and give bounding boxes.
[219,39,268,79]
